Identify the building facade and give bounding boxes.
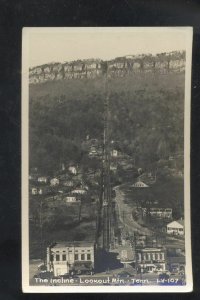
[141,208,172,219]
[47,242,95,276]
[136,247,166,273]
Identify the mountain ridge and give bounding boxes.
[29,50,186,85]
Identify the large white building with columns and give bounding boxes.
[47,241,95,276]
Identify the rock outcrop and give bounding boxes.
[29,51,185,84]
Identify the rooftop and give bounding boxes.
[50,241,95,248]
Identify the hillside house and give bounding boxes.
[110,163,117,172]
[142,208,172,219]
[64,196,78,203]
[29,174,38,181]
[132,180,149,188]
[31,187,38,195]
[110,149,118,157]
[38,176,48,184]
[89,149,98,157]
[47,241,95,276]
[62,180,74,187]
[71,188,87,195]
[68,166,77,175]
[167,220,184,236]
[50,178,60,186]
[31,186,50,195]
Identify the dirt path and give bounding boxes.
[114,185,152,236]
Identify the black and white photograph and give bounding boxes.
[22,27,193,292]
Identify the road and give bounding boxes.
[114,185,152,236]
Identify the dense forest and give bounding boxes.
[29,72,184,175]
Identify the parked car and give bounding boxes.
[117,271,132,278]
[37,263,47,272]
[59,273,71,279]
[33,271,53,279]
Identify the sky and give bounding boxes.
[25,28,189,67]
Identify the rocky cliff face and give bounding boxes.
[29,51,185,84]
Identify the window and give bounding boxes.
[81,254,85,260]
[87,254,91,260]
[179,228,183,231]
[56,255,60,261]
[62,254,66,261]
[75,254,78,261]
[155,254,158,260]
[50,255,54,261]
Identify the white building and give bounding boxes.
[136,247,166,273]
[111,149,118,157]
[71,188,87,195]
[63,180,74,187]
[166,220,184,235]
[31,186,49,195]
[64,196,78,203]
[132,180,149,188]
[142,208,172,219]
[50,178,60,186]
[47,241,95,276]
[38,176,48,184]
[68,166,77,175]
[31,187,38,195]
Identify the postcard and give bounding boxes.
[22,27,193,292]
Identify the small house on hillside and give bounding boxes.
[68,166,77,175]
[31,187,38,195]
[50,178,60,186]
[132,180,149,188]
[62,180,74,187]
[71,188,87,195]
[38,176,49,184]
[167,220,184,236]
[31,186,50,195]
[111,149,118,157]
[64,196,79,203]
